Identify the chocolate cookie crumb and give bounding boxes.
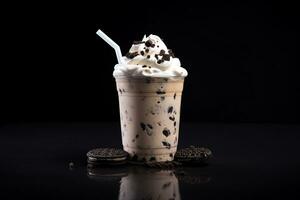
[145,40,153,47]
[168,106,173,113]
[142,65,147,68]
[140,123,146,131]
[140,50,145,56]
[162,141,171,149]
[156,90,166,94]
[159,49,166,55]
[168,49,175,57]
[162,54,170,61]
[169,116,175,121]
[162,182,171,189]
[162,128,171,137]
[157,59,164,64]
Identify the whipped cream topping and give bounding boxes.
[113,34,188,78]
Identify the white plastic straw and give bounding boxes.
[96,29,123,64]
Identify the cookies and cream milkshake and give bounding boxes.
[114,34,188,162]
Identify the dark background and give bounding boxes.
[1,1,300,199]
[2,1,299,124]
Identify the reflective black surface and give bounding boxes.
[1,123,300,199]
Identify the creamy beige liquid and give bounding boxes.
[115,77,184,162]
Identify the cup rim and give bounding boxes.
[114,75,185,80]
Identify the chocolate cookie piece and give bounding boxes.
[162,54,170,61]
[162,128,171,137]
[175,146,212,164]
[168,49,175,57]
[87,148,128,166]
[157,59,164,64]
[145,39,153,47]
[159,49,166,55]
[162,141,171,149]
[126,52,139,59]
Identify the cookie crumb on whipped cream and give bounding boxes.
[113,34,188,77]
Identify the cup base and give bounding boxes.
[124,146,176,163]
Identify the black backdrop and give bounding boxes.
[2,1,299,124]
[1,3,299,199]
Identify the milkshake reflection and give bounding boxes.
[119,168,181,200]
